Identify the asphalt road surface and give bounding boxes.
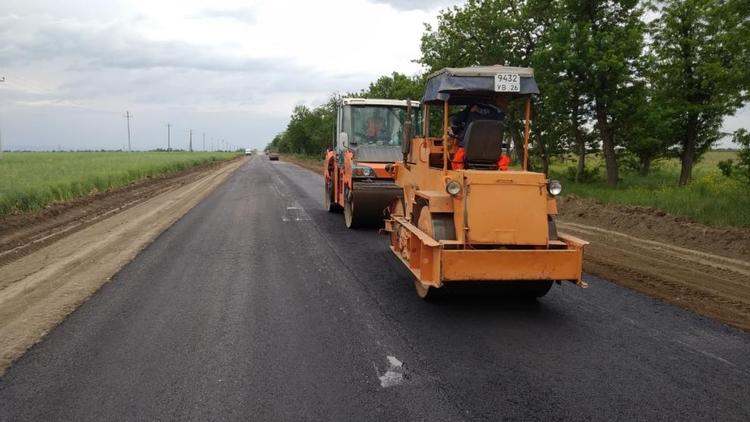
[1,157,749,421]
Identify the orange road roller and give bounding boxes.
[384,65,588,299]
[324,98,420,228]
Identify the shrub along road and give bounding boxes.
[1,157,748,420]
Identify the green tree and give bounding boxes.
[358,72,425,100]
[559,0,647,186]
[733,128,750,179]
[534,6,593,180]
[265,132,286,153]
[266,101,336,156]
[649,0,750,185]
[419,0,559,171]
[618,83,674,176]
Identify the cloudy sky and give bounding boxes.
[0,0,746,151]
[0,0,454,151]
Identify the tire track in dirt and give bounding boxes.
[558,221,750,331]
[561,222,750,275]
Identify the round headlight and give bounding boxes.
[446,180,461,196]
[353,166,374,177]
[548,180,562,196]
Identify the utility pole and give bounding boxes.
[202,132,205,151]
[167,123,171,151]
[124,111,132,151]
[189,129,193,152]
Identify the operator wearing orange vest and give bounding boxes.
[448,103,510,171]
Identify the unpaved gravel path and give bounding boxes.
[557,197,750,330]
[0,157,246,373]
[557,220,750,330]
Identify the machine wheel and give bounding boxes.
[412,206,446,300]
[515,281,553,299]
[387,197,406,219]
[414,280,437,300]
[548,215,558,241]
[344,194,360,229]
[324,178,341,213]
[417,206,456,241]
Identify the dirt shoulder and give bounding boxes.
[285,155,750,330]
[557,196,750,331]
[558,196,750,262]
[281,154,324,174]
[0,157,247,374]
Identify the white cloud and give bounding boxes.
[720,105,750,148]
[0,0,442,150]
[371,0,456,11]
[6,0,739,153]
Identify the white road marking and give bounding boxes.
[281,203,310,222]
[376,355,404,388]
[269,169,311,222]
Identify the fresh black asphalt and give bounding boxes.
[1,157,749,421]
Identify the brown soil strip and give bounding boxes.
[558,197,750,331]
[281,154,324,174]
[558,196,750,262]
[0,157,246,374]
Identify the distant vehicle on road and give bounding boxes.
[268,152,279,161]
[245,149,253,156]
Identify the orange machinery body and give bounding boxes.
[384,136,588,289]
[324,149,396,208]
[323,98,419,228]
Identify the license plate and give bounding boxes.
[494,73,520,92]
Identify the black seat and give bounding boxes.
[463,120,503,170]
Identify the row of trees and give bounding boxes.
[267,100,336,156]
[265,73,424,156]
[268,0,749,186]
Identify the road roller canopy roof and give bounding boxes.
[341,98,420,108]
[422,65,539,105]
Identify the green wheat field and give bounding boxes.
[0,151,239,216]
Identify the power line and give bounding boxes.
[189,129,193,152]
[125,111,132,151]
[167,123,171,151]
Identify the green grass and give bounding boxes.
[281,150,748,228]
[0,151,239,216]
[549,151,749,228]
